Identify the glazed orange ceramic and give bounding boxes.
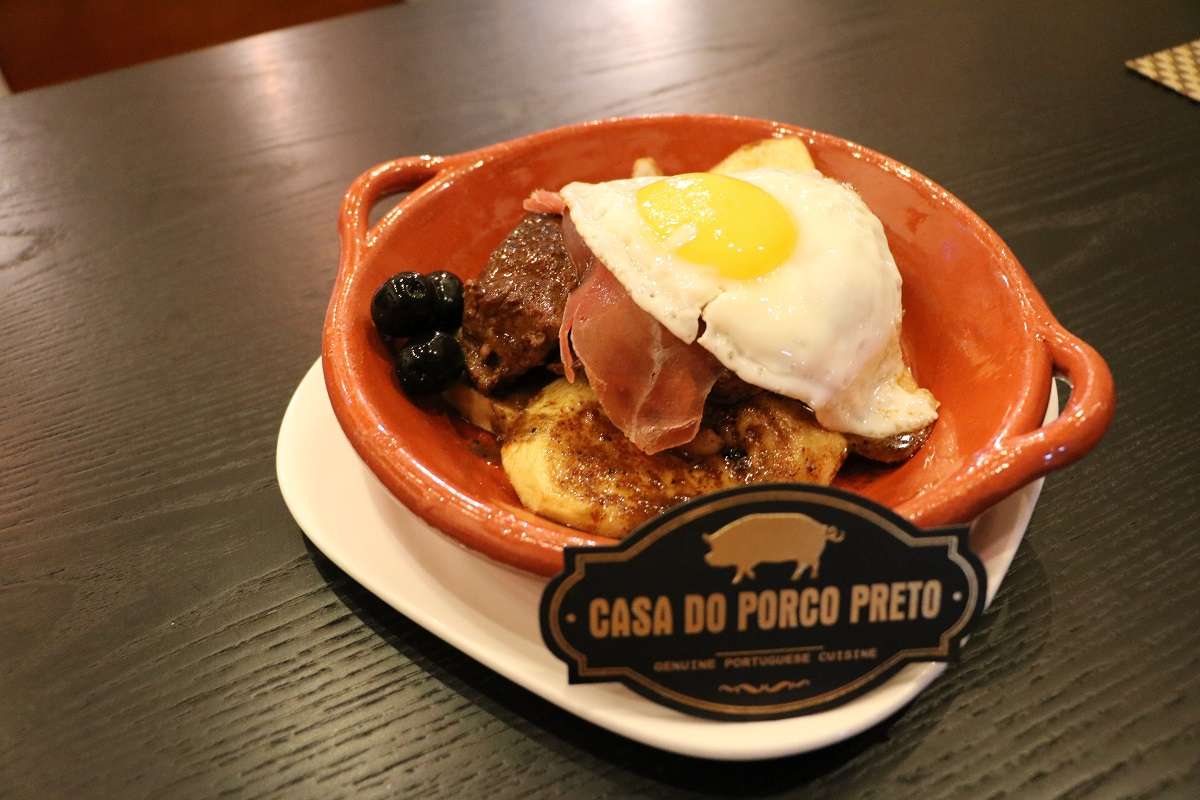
[323,115,1114,577]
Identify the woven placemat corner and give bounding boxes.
[1126,38,1200,103]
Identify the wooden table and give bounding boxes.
[3,1,1198,796]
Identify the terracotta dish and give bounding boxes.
[323,115,1114,576]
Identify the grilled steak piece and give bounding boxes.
[459,213,581,392]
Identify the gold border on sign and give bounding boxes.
[546,488,980,716]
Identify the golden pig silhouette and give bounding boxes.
[703,513,845,585]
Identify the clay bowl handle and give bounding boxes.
[339,155,470,257]
[1000,322,1114,475]
[927,316,1115,524]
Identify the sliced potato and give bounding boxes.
[442,382,535,436]
[725,393,848,483]
[632,157,664,178]
[501,378,847,536]
[846,424,934,463]
[711,136,816,175]
[844,365,936,462]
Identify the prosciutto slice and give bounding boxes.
[522,189,566,215]
[559,215,724,454]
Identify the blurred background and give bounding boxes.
[0,0,403,94]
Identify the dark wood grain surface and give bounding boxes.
[2,1,1199,797]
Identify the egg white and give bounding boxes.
[559,168,938,439]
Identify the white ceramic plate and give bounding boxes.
[276,359,1056,761]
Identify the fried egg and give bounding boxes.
[558,168,938,439]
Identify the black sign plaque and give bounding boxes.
[539,484,985,721]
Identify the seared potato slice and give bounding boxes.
[844,365,936,462]
[501,379,847,536]
[442,382,535,436]
[632,136,815,180]
[846,425,934,463]
[711,136,816,175]
[631,157,664,177]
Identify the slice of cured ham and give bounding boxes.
[558,214,723,454]
[522,189,566,215]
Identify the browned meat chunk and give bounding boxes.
[459,214,581,392]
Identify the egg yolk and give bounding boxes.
[636,173,797,280]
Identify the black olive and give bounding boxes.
[371,272,434,338]
[427,271,464,332]
[395,330,464,394]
